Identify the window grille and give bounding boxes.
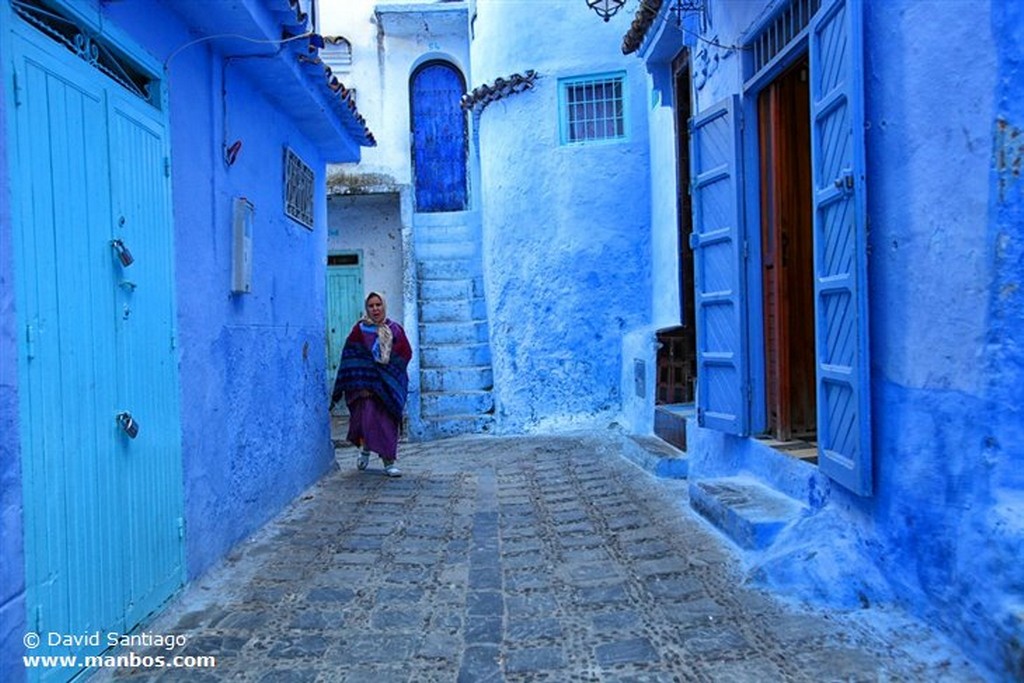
[559,73,627,145]
[11,0,156,105]
[321,36,353,73]
[749,0,821,79]
[284,148,315,229]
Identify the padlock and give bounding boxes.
[117,412,139,439]
[111,239,134,267]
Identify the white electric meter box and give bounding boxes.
[232,197,254,293]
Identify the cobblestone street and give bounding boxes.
[96,433,985,682]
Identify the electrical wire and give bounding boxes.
[682,27,749,52]
[636,0,749,52]
[164,31,315,69]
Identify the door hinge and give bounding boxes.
[695,406,704,427]
[163,156,171,178]
[177,517,185,539]
[743,239,749,260]
[34,604,42,632]
[13,70,22,107]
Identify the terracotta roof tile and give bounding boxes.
[622,0,664,55]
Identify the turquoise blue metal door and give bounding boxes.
[9,17,184,675]
[107,86,186,626]
[326,254,364,385]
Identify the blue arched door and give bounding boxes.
[410,61,468,213]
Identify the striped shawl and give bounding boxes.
[332,321,411,422]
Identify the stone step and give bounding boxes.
[415,221,477,244]
[418,258,480,280]
[419,320,489,345]
[421,390,494,418]
[416,239,479,260]
[621,435,688,479]
[420,278,479,301]
[654,405,691,451]
[689,476,807,551]
[420,343,492,369]
[420,298,488,323]
[421,366,493,392]
[421,414,495,439]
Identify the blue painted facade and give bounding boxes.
[0,1,372,679]
[470,0,653,432]
[633,0,1024,678]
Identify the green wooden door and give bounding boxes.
[326,254,364,387]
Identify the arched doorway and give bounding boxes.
[409,61,468,213]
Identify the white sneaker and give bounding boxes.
[357,450,370,471]
[384,463,402,478]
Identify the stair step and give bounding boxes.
[415,221,477,244]
[420,278,476,301]
[422,366,493,392]
[419,258,480,280]
[654,405,691,451]
[689,476,806,550]
[419,321,489,345]
[420,343,492,368]
[420,298,488,323]
[416,240,479,260]
[421,415,495,439]
[421,390,494,418]
[621,435,688,479]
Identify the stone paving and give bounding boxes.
[93,432,986,682]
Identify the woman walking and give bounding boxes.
[331,292,412,477]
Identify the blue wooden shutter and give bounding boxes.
[810,0,872,495]
[689,95,748,435]
[410,62,468,213]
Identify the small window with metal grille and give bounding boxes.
[558,72,627,145]
[284,148,314,229]
[11,0,158,105]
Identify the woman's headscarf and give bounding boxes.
[361,291,394,364]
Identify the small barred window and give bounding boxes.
[284,148,314,229]
[559,72,627,145]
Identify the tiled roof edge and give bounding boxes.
[271,0,377,147]
[622,0,664,55]
[460,71,539,114]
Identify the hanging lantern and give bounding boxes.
[587,0,627,22]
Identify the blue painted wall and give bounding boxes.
[471,1,653,432]
[1,1,350,678]
[640,1,1023,677]
[98,0,337,578]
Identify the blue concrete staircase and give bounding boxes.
[415,213,495,439]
